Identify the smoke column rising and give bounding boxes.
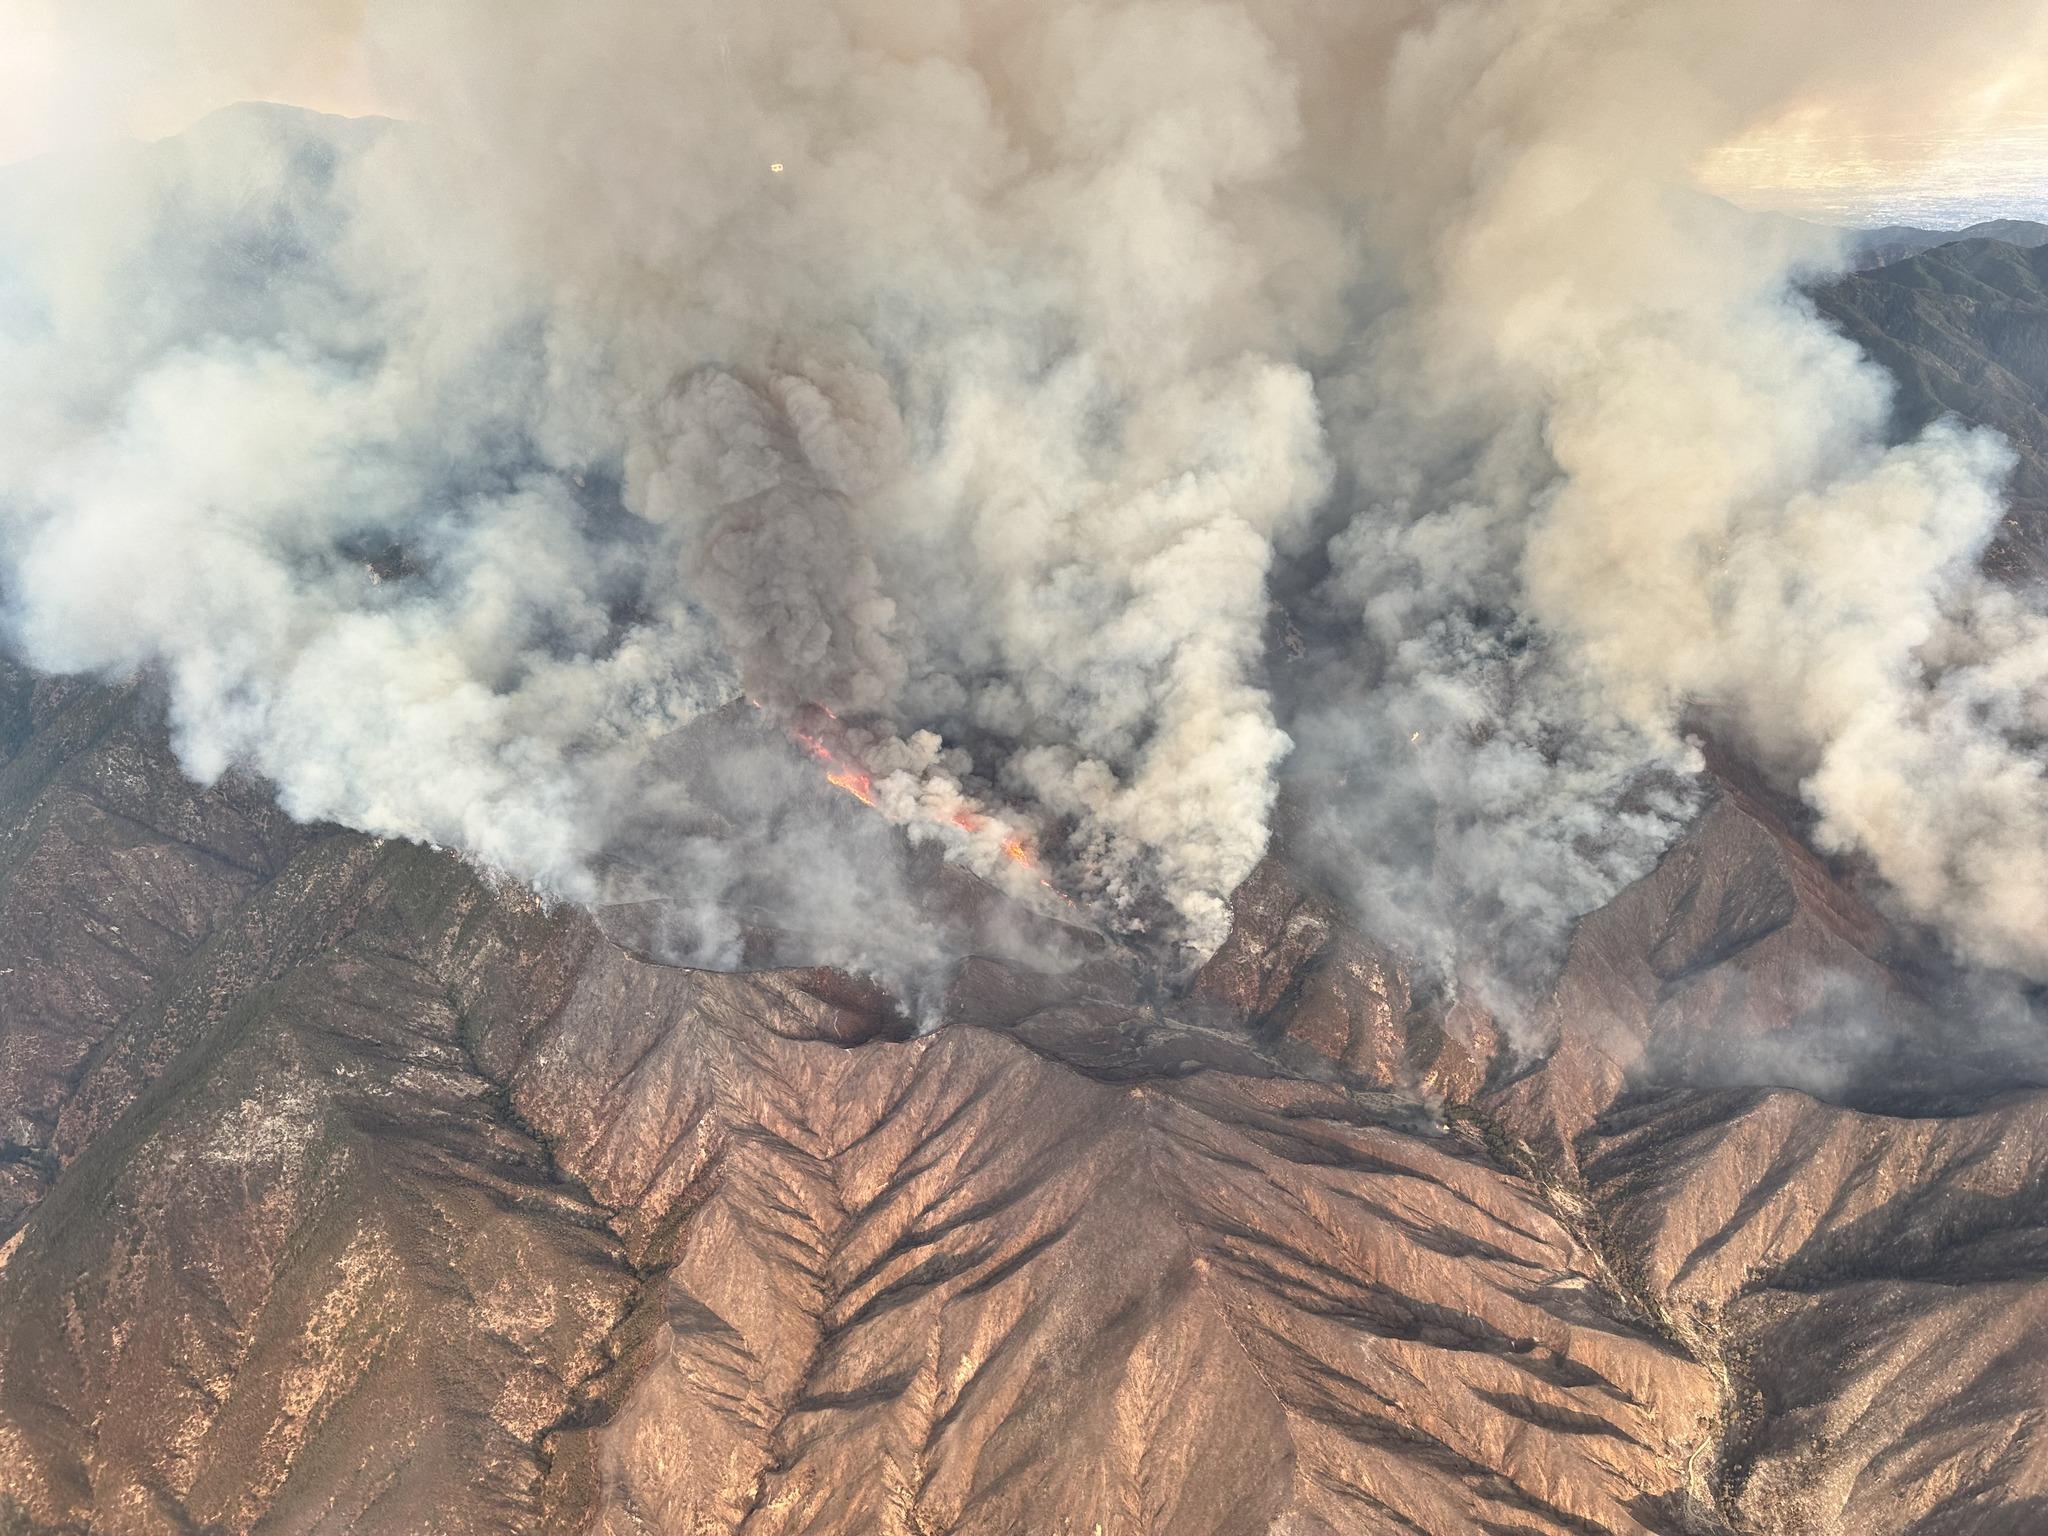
[1,0,2044,991]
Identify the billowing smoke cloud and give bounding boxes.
[1,0,2045,994]
[1319,0,2048,985]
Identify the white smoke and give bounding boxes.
[1324,0,2048,982]
[1,1,2045,987]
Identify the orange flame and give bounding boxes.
[827,768,878,806]
[788,713,1052,879]
[793,729,880,809]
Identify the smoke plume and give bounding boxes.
[1,0,2045,993]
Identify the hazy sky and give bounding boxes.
[1700,102,2048,227]
[2,0,2043,231]
[0,0,376,164]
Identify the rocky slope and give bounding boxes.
[1195,756,2048,1535]
[3,674,2045,1535]
[1,663,1732,1535]
[5,246,2048,1535]
[1816,238,2048,575]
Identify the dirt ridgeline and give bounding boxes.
[2,656,2045,1535]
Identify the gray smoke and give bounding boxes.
[2,1,2045,993]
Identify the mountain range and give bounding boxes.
[3,235,2048,1536]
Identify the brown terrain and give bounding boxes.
[4,239,2048,1535]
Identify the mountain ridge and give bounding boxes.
[5,242,2048,1535]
